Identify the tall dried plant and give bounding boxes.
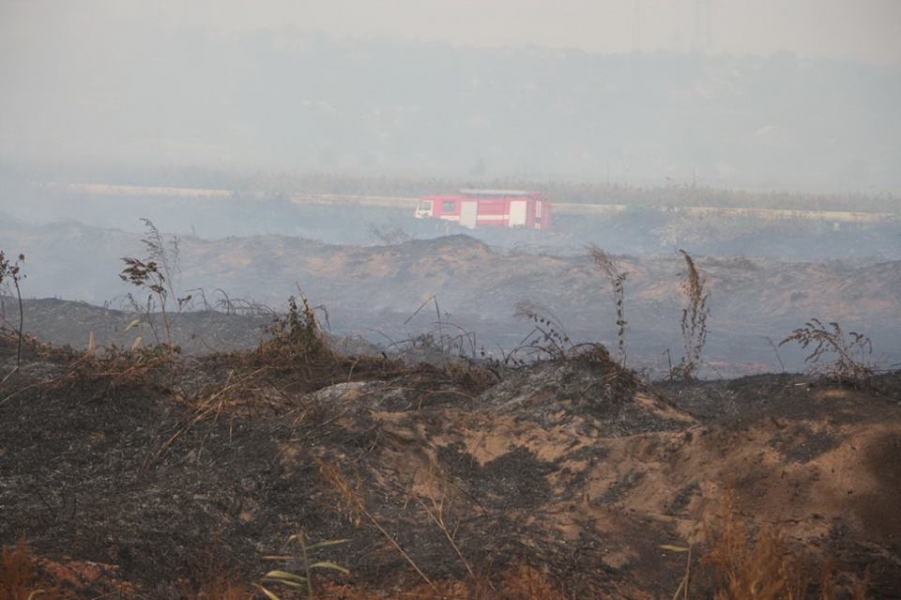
[0,251,25,370]
[589,246,628,367]
[779,319,873,387]
[673,249,709,380]
[137,217,182,304]
[119,219,183,351]
[511,301,573,363]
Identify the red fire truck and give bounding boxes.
[414,189,552,230]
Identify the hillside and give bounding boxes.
[3,201,899,597]
[1,317,899,598]
[2,217,900,377]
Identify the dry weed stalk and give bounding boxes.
[316,459,439,593]
[589,246,629,368]
[401,295,480,362]
[135,217,186,308]
[659,544,692,600]
[261,294,335,365]
[511,301,573,363]
[673,249,709,380]
[214,289,276,317]
[0,250,26,371]
[259,532,350,599]
[120,220,178,350]
[779,319,874,387]
[414,465,476,581]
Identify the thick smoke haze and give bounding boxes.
[4,5,901,594]
[1,0,899,190]
[5,1,900,61]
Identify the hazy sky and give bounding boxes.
[2,0,900,63]
[1,0,899,190]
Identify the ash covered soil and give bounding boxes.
[1,324,900,598]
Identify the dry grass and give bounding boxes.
[3,517,872,600]
[315,458,439,593]
[6,338,180,404]
[413,464,476,581]
[388,564,567,600]
[1,343,179,416]
[182,575,252,600]
[400,295,481,363]
[705,517,809,599]
[818,559,870,600]
[1,538,254,600]
[703,494,869,600]
[309,563,567,600]
[495,564,569,600]
[0,539,64,600]
[258,532,349,599]
[256,295,335,366]
[312,457,574,600]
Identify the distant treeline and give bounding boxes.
[2,163,897,214]
[272,173,899,214]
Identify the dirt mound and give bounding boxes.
[1,334,899,598]
[12,297,275,354]
[399,234,495,258]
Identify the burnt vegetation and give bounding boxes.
[0,234,897,599]
[589,246,629,368]
[0,250,25,372]
[780,319,875,388]
[672,249,710,381]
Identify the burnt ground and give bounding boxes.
[2,314,901,599]
[4,219,901,379]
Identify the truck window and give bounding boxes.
[442,201,456,212]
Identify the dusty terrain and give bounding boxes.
[2,223,900,378]
[1,310,900,598]
[2,199,900,596]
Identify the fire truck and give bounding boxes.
[414,189,552,230]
